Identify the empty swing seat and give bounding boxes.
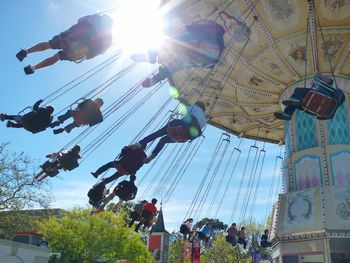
[302,89,338,118]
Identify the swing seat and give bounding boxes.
[22,111,52,134]
[115,147,147,175]
[88,180,107,207]
[60,18,112,62]
[113,185,135,201]
[141,210,155,227]
[131,210,142,221]
[115,164,128,175]
[41,161,59,177]
[61,37,89,62]
[18,106,33,116]
[71,110,89,125]
[87,188,104,207]
[180,224,190,234]
[59,155,79,171]
[167,126,191,142]
[302,89,338,118]
[225,235,236,244]
[59,20,93,61]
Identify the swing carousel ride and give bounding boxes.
[2,0,350,262]
[160,0,350,262]
[163,0,350,143]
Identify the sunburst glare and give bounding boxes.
[111,0,164,54]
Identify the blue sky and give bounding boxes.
[1,0,283,231]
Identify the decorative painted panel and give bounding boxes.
[282,189,317,232]
[294,155,322,190]
[333,188,350,228]
[330,150,350,186]
[164,0,350,144]
[295,111,318,151]
[327,103,350,145]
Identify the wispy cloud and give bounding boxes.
[51,179,91,208]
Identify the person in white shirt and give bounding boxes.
[133,101,206,163]
[180,218,194,241]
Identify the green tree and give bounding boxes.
[106,201,134,223]
[239,221,266,252]
[233,221,272,260]
[0,143,52,210]
[169,232,185,263]
[38,207,152,263]
[0,209,63,238]
[201,233,251,263]
[194,218,227,232]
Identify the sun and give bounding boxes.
[111,0,165,54]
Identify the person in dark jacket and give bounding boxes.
[16,14,113,75]
[91,145,147,184]
[274,75,345,121]
[1,99,54,134]
[129,200,148,227]
[87,180,109,209]
[260,229,272,248]
[135,198,158,232]
[34,145,81,182]
[180,218,194,241]
[99,174,138,212]
[51,98,103,134]
[226,223,238,246]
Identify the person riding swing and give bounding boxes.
[129,200,148,227]
[135,198,158,232]
[274,75,345,121]
[226,223,238,246]
[34,145,81,182]
[99,175,138,212]
[88,145,146,210]
[260,229,272,248]
[87,180,109,210]
[180,218,194,241]
[197,223,213,246]
[132,101,206,163]
[1,99,54,134]
[51,98,104,134]
[16,14,113,75]
[91,144,147,184]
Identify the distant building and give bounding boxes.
[0,232,51,263]
[0,209,64,238]
[147,207,170,263]
[0,209,64,263]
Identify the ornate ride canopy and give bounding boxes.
[160,0,350,143]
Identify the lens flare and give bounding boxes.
[112,0,164,54]
[169,86,179,98]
